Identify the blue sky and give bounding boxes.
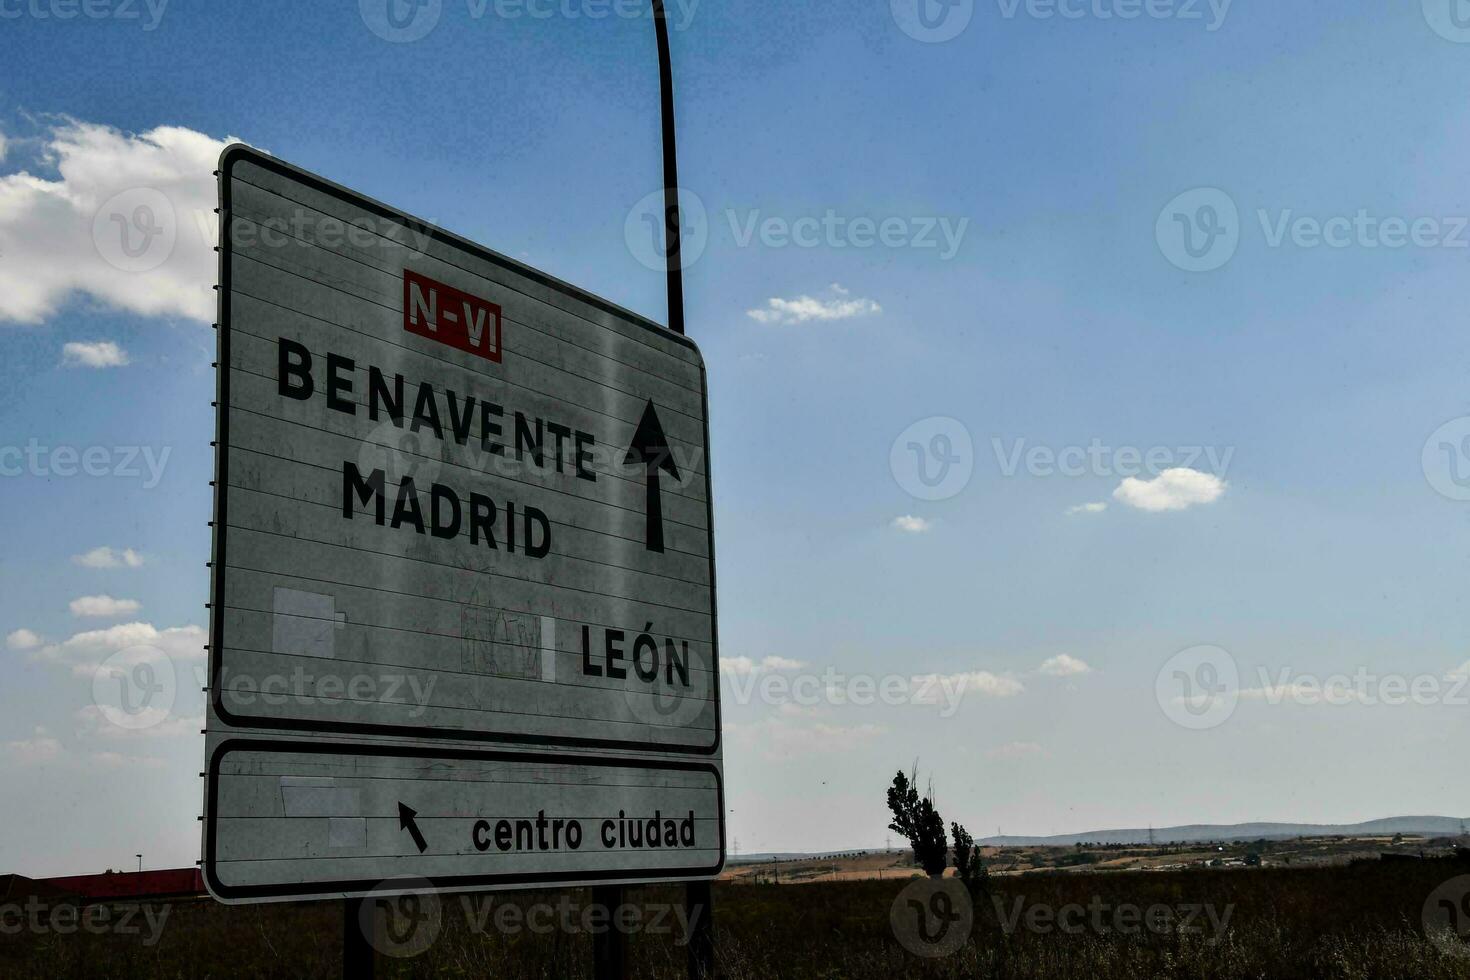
[2,0,1470,874]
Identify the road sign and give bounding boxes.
[203,145,723,903]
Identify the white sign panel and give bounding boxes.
[203,145,722,902]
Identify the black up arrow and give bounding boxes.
[625,400,681,553]
[398,802,428,854]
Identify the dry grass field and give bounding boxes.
[3,857,1469,979]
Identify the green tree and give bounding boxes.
[886,767,948,877]
[950,821,989,898]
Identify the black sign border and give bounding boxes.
[209,144,721,755]
[204,739,725,901]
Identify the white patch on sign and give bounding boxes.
[541,616,556,682]
[271,588,345,658]
[329,818,368,849]
[279,776,361,818]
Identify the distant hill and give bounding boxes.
[978,816,1470,847]
[728,850,886,865]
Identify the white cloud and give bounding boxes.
[35,622,206,677]
[720,655,808,677]
[761,655,806,671]
[1066,502,1107,515]
[72,546,144,569]
[892,515,933,533]
[62,340,129,368]
[0,121,235,325]
[1039,654,1092,677]
[2,727,63,765]
[68,595,142,618]
[5,628,42,651]
[0,132,8,163]
[986,741,1048,760]
[746,284,880,325]
[1113,468,1226,512]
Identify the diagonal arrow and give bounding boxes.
[625,400,681,553]
[398,801,428,854]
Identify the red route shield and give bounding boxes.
[403,268,503,363]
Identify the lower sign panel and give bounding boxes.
[204,740,724,902]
